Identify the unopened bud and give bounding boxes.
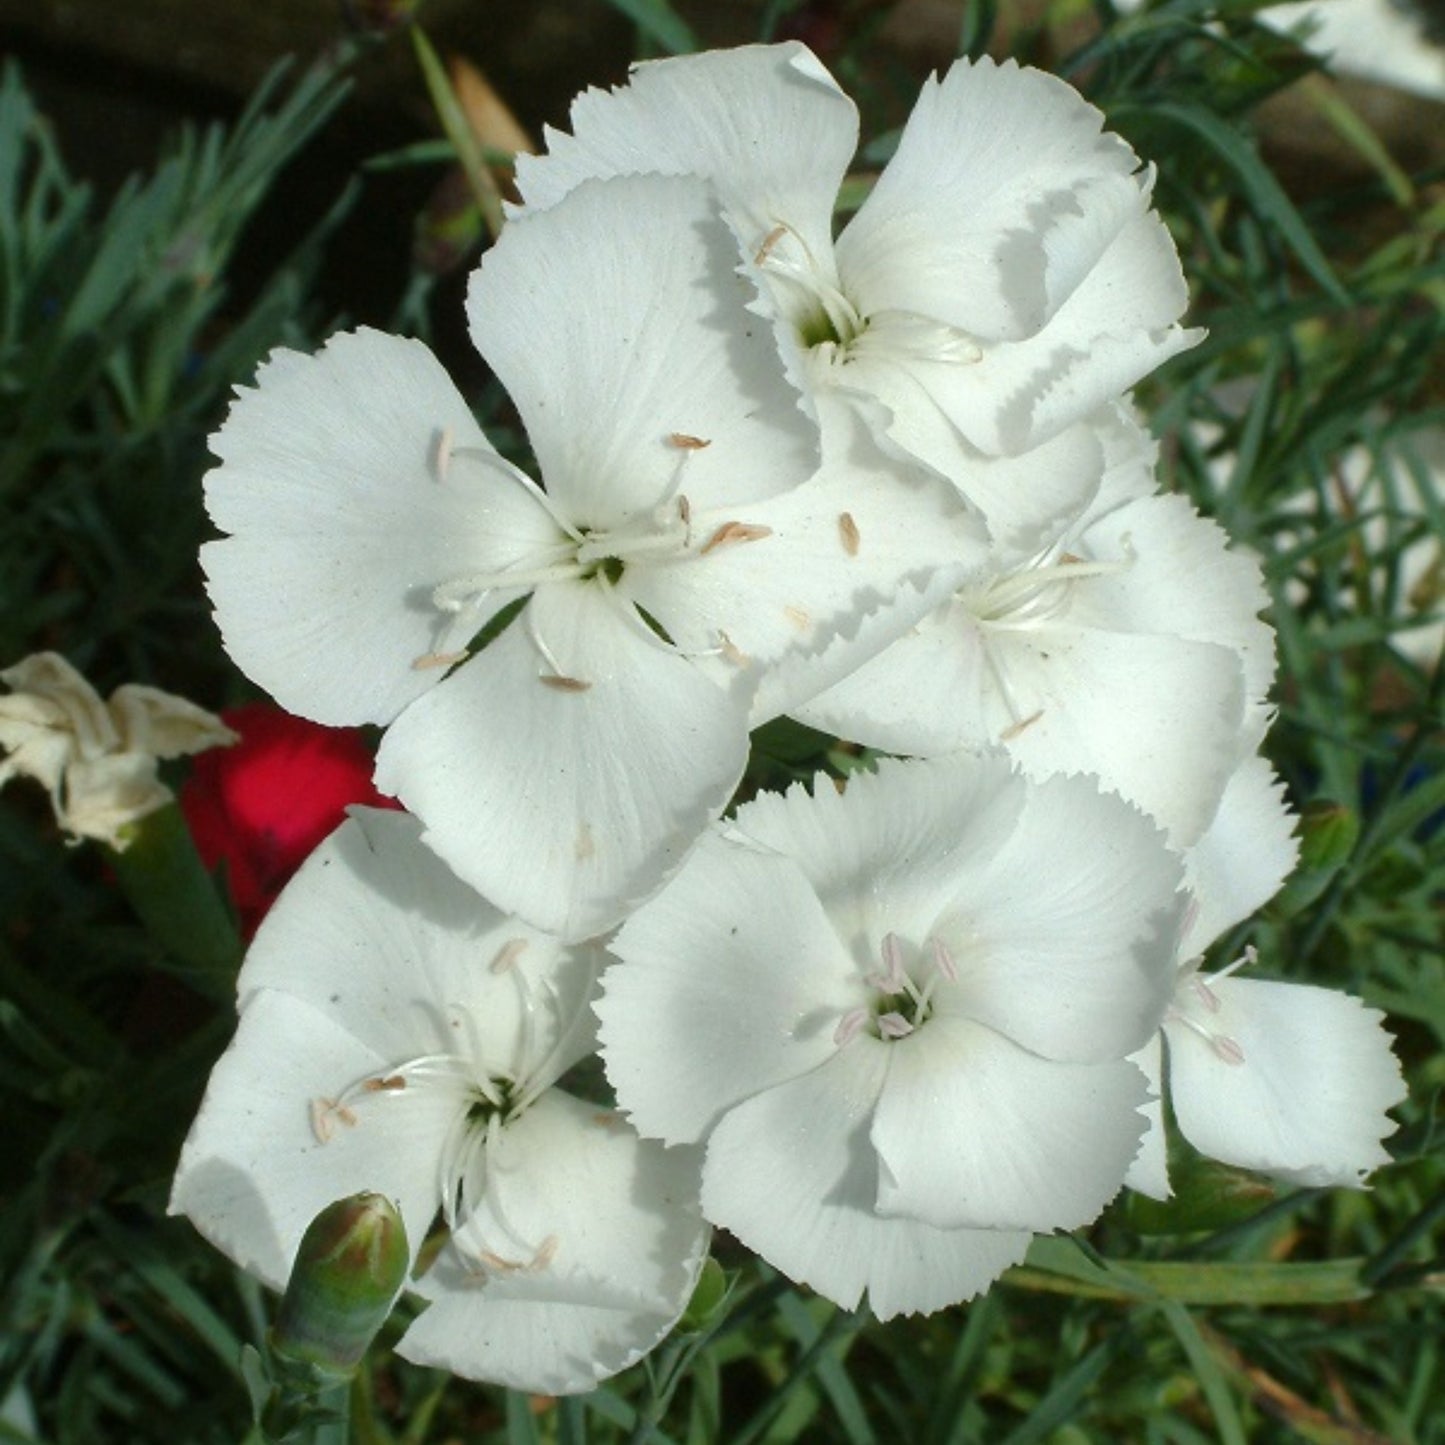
[271,1192,408,1380]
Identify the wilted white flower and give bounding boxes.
[203,172,981,941]
[598,753,1187,1318]
[171,807,709,1395]
[516,42,1201,505]
[0,651,235,849]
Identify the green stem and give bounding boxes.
[106,801,242,1000]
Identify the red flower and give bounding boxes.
[181,703,398,935]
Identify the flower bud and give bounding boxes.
[271,1192,409,1381]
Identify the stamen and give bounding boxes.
[309,1096,358,1144]
[930,936,959,983]
[668,433,710,450]
[1211,1035,1247,1066]
[834,1007,869,1047]
[754,224,789,267]
[971,555,1133,628]
[1212,944,1258,982]
[527,611,589,691]
[838,512,861,557]
[879,933,907,992]
[851,310,983,366]
[432,556,582,614]
[489,937,529,974]
[1166,1007,1247,1067]
[877,1012,914,1039]
[434,426,454,481]
[699,521,773,555]
[999,709,1043,741]
[718,630,750,667]
[750,220,864,344]
[450,446,582,542]
[412,649,469,672]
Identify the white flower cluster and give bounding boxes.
[172,44,1405,1393]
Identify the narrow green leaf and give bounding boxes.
[1119,99,1349,304]
[998,1338,1117,1445]
[776,1292,875,1445]
[1158,1301,1247,1445]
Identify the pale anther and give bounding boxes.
[490,937,529,974]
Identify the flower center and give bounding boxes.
[834,930,959,1046]
[963,546,1130,629]
[954,541,1136,737]
[1166,944,1257,1066]
[751,221,983,381]
[753,222,865,352]
[420,445,773,688]
[307,945,595,1279]
[429,476,696,622]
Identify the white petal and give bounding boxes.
[993,626,1248,846]
[1124,1033,1172,1200]
[399,1093,707,1394]
[600,833,859,1146]
[838,59,1141,341]
[622,405,988,718]
[203,329,556,725]
[1165,976,1404,1187]
[1182,754,1300,953]
[793,591,993,757]
[733,753,1028,961]
[808,611,1248,847]
[933,770,1185,1061]
[1069,492,1275,704]
[700,1047,1030,1318]
[764,567,967,732]
[169,988,456,1289]
[375,582,751,941]
[469,173,817,529]
[891,306,1201,458]
[871,1016,1147,1231]
[515,42,856,278]
[834,60,1198,456]
[238,808,598,1076]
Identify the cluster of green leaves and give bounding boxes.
[1,0,1442,1441]
[0,49,350,1445]
[0,54,349,686]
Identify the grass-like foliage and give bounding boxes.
[1,0,1442,1440]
